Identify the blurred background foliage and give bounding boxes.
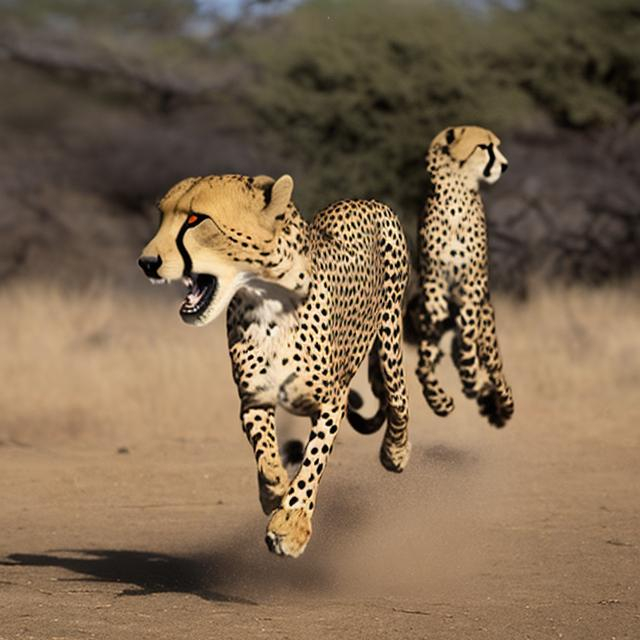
[235,0,640,215]
[0,0,638,293]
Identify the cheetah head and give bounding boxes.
[431,126,508,186]
[138,174,294,326]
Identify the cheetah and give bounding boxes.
[138,174,411,557]
[415,126,514,427]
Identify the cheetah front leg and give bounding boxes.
[417,325,455,417]
[416,272,456,416]
[454,296,482,399]
[241,406,289,515]
[265,401,345,558]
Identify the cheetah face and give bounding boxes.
[433,126,508,186]
[138,174,293,326]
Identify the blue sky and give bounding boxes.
[196,0,523,18]
[196,0,302,18]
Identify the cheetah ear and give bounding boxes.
[263,174,293,222]
[253,175,275,190]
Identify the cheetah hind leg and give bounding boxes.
[456,333,514,428]
[346,338,388,435]
[347,338,411,471]
[475,304,515,428]
[376,330,411,473]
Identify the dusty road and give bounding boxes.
[1,287,639,639]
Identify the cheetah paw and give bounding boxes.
[257,459,289,515]
[380,440,411,473]
[265,507,312,558]
[424,387,455,417]
[477,385,514,428]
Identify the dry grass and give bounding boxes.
[493,283,640,432]
[0,283,234,444]
[2,281,639,445]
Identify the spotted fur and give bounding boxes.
[139,174,411,557]
[416,126,514,427]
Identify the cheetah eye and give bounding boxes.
[478,144,489,150]
[184,212,208,228]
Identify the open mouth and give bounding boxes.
[180,274,218,322]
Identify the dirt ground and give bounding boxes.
[1,285,639,639]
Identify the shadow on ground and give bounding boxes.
[1,549,258,604]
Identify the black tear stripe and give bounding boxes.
[175,213,209,275]
[176,224,193,275]
[483,143,496,177]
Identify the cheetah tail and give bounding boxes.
[346,389,387,434]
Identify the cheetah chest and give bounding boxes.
[239,298,318,416]
[430,197,485,286]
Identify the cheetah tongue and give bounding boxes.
[185,277,205,305]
